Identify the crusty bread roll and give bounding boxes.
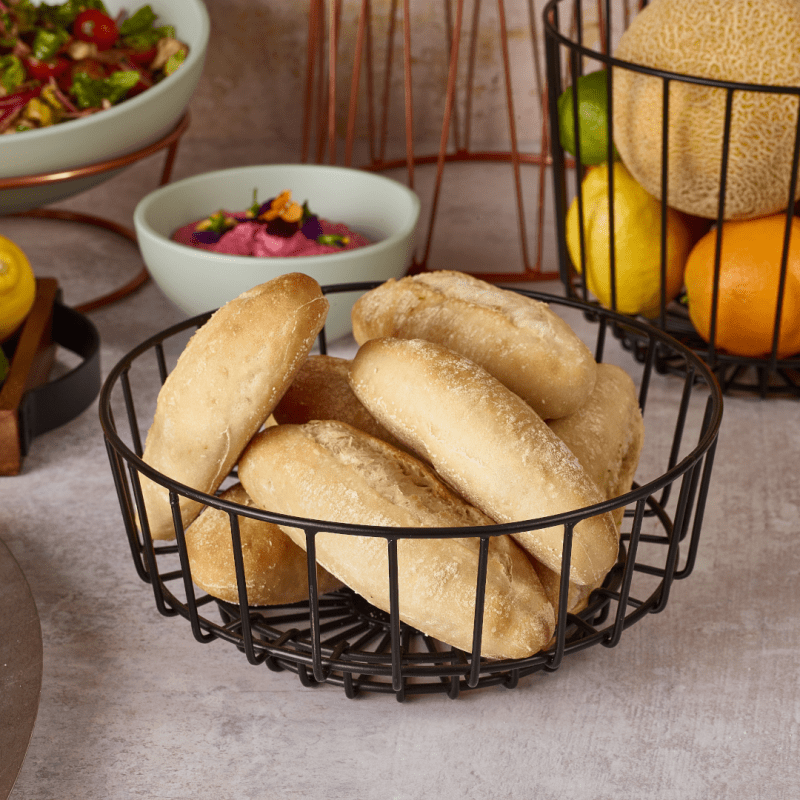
[238,420,555,659]
[184,483,343,605]
[532,559,598,620]
[348,337,619,587]
[531,364,644,620]
[350,270,597,419]
[273,354,410,453]
[548,362,645,529]
[139,273,329,540]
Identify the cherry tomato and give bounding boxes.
[73,9,120,51]
[24,56,70,82]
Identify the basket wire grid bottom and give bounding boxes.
[100,284,722,701]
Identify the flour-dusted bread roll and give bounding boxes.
[238,420,555,659]
[532,559,598,620]
[139,273,329,540]
[351,270,597,419]
[548,362,645,529]
[348,337,619,587]
[530,364,644,618]
[184,483,343,605]
[273,355,410,453]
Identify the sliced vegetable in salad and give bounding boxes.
[0,0,188,133]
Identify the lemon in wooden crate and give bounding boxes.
[566,162,692,317]
[0,235,36,342]
[611,0,800,221]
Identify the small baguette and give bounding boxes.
[184,483,343,605]
[348,337,619,586]
[351,270,597,419]
[139,273,329,540]
[548,362,645,529]
[238,420,555,659]
[532,363,644,618]
[273,354,410,453]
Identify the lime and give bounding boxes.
[557,70,619,166]
[565,162,691,317]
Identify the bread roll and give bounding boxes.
[348,337,619,586]
[139,273,329,540]
[548,362,645,529]
[351,270,597,419]
[184,483,343,605]
[238,420,555,659]
[273,354,410,453]
[528,364,644,620]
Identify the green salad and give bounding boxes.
[0,0,187,133]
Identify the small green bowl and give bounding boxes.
[134,164,421,341]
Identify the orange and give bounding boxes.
[683,215,800,358]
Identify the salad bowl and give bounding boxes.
[133,163,421,341]
[0,0,209,214]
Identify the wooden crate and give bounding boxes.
[1,279,61,475]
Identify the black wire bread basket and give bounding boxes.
[544,0,800,398]
[99,282,722,701]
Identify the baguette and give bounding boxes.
[273,354,411,453]
[139,273,329,540]
[348,337,619,586]
[532,363,645,619]
[548,362,645,529]
[238,420,555,659]
[351,270,597,419]
[184,483,343,605]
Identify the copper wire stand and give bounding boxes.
[1,112,191,314]
[302,0,559,282]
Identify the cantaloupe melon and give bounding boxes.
[611,0,800,220]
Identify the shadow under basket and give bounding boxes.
[543,0,800,398]
[99,283,722,701]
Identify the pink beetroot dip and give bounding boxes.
[172,214,371,257]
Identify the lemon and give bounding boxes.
[566,162,692,317]
[557,70,619,166]
[0,235,36,342]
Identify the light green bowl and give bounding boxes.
[134,164,421,341]
[0,0,209,214]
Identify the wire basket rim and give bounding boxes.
[98,282,723,540]
[542,0,800,96]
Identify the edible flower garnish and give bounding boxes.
[259,190,303,224]
[191,210,237,244]
[195,189,353,248]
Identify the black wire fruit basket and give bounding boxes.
[100,282,722,701]
[544,0,800,398]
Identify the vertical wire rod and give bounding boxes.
[387,537,404,693]
[467,536,491,688]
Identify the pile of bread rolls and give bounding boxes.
[138,270,644,660]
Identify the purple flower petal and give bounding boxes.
[191,230,222,245]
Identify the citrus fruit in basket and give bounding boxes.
[684,215,800,358]
[566,161,692,317]
[0,235,36,342]
[557,70,619,166]
[611,0,800,221]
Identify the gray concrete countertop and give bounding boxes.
[2,145,799,800]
